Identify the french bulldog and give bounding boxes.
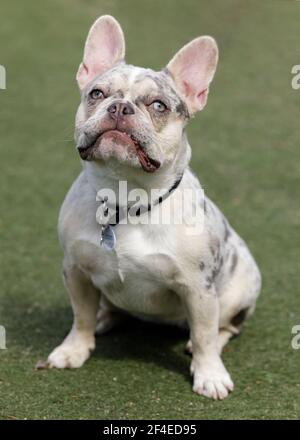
[46,15,261,400]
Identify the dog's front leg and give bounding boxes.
[178,280,234,400]
[47,264,100,369]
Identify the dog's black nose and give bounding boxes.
[107,101,135,119]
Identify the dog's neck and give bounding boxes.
[82,138,191,199]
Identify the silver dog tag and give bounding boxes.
[100,225,116,251]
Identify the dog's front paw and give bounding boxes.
[47,334,95,369]
[191,355,234,400]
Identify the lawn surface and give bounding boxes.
[0,0,300,419]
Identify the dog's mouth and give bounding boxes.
[78,130,161,173]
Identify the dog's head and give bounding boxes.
[75,15,218,176]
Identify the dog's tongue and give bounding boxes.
[136,147,160,173]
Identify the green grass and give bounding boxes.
[0,0,300,419]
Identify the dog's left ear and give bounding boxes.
[166,36,218,113]
[76,15,125,89]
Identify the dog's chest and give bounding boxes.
[70,224,184,319]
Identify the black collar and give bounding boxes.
[110,173,184,226]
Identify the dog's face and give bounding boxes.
[75,16,218,175]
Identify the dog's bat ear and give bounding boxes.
[166,36,218,113]
[76,15,125,89]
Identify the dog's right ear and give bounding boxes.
[76,15,125,89]
[166,36,218,114]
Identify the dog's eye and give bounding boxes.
[89,89,104,100]
[151,100,167,112]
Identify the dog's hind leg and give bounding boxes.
[96,295,127,335]
[217,328,237,353]
[96,308,125,335]
[185,325,239,356]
